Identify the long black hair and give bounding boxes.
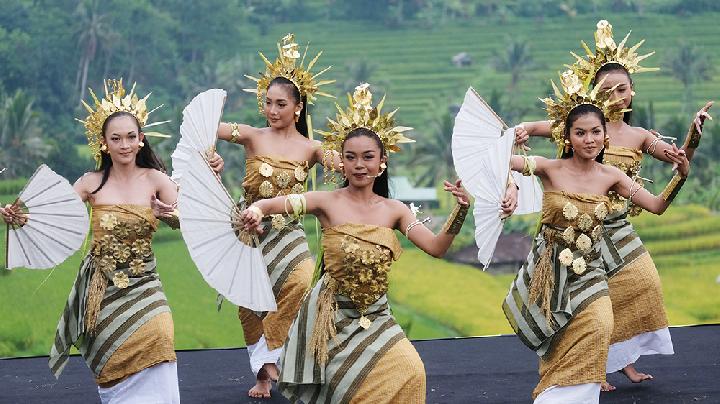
[593,62,633,124]
[267,76,308,137]
[91,111,167,194]
[561,103,607,163]
[341,127,389,198]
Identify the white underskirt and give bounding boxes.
[606,327,674,373]
[534,383,600,404]
[247,334,282,376]
[97,361,180,404]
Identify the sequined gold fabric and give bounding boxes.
[90,205,157,287]
[243,156,308,205]
[541,191,610,271]
[604,144,644,215]
[322,223,402,314]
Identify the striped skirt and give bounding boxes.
[238,220,313,351]
[49,255,173,380]
[278,276,423,403]
[502,226,611,358]
[602,210,672,370]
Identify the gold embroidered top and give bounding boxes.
[243,155,309,205]
[603,145,643,216]
[540,191,610,275]
[90,205,157,288]
[322,223,403,314]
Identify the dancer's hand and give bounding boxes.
[151,195,176,218]
[239,206,264,234]
[208,152,225,174]
[444,179,469,206]
[664,144,689,177]
[694,101,713,136]
[515,124,529,145]
[501,182,518,219]
[1,203,28,226]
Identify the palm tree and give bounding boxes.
[664,42,714,113]
[0,91,51,178]
[74,0,111,103]
[490,38,538,91]
[411,107,456,188]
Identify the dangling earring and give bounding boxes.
[563,139,571,154]
[630,90,636,97]
[338,162,344,168]
[380,162,387,169]
[604,135,610,149]
[138,141,144,149]
[295,111,300,123]
[100,144,107,152]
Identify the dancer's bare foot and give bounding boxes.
[248,363,279,398]
[622,364,653,383]
[601,381,616,392]
[248,379,272,398]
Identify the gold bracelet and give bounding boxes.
[441,204,469,235]
[683,121,701,149]
[284,194,307,220]
[229,122,241,144]
[660,173,686,203]
[521,155,536,177]
[159,209,181,230]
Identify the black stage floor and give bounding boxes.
[1,324,718,403]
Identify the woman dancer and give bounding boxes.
[514,20,712,388]
[215,33,335,399]
[503,71,691,403]
[238,84,517,403]
[3,80,182,403]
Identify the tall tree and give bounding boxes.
[490,38,537,91]
[411,107,455,187]
[74,0,112,103]
[0,91,50,178]
[664,42,714,113]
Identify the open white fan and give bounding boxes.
[452,87,542,268]
[171,88,226,181]
[5,165,89,270]
[177,151,276,312]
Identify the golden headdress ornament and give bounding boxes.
[317,83,414,183]
[568,20,659,84]
[244,33,334,114]
[541,70,628,155]
[78,78,167,165]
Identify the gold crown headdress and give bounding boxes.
[78,78,167,165]
[541,70,628,155]
[244,33,334,114]
[317,83,414,182]
[568,20,659,84]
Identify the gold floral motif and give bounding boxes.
[562,227,575,244]
[98,255,117,274]
[129,259,145,276]
[559,248,574,266]
[259,180,274,197]
[271,214,286,230]
[275,171,291,189]
[112,271,130,289]
[112,222,131,238]
[291,183,305,194]
[131,239,151,258]
[577,213,593,232]
[100,213,118,231]
[575,233,592,253]
[594,203,608,221]
[595,20,616,49]
[113,244,132,263]
[294,166,307,182]
[259,162,274,177]
[591,225,603,242]
[562,202,579,220]
[134,222,151,238]
[337,236,393,313]
[560,70,583,94]
[571,257,587,275]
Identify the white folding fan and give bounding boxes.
[5,165,89,270]
[171,88,226,181]
[452,87,542,268]
[178,150,276,312]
